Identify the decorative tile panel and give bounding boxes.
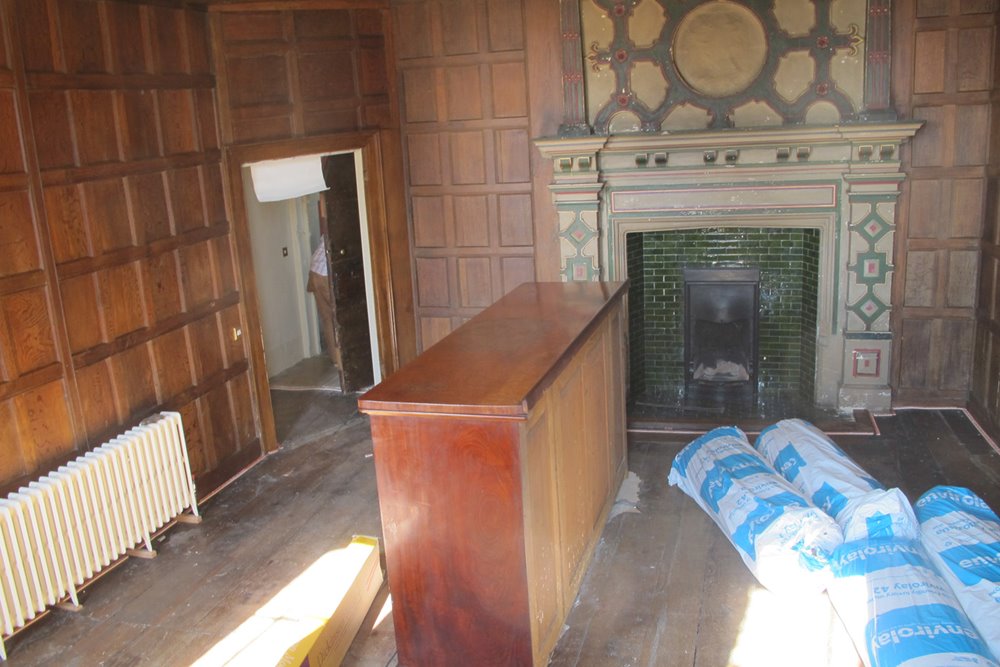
[578,0,877,133]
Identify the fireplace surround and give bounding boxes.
[537,124,921,413]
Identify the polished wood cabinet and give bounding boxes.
[359,281,628,666]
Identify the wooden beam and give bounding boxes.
[207,1,389,12]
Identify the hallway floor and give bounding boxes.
[4,401,999,666]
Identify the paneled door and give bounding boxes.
[322,153,374,392]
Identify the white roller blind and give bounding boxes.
[250,155,328,203]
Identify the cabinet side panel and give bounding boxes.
[607,303,629,485]
[370,414,533,667]
[522,398,563,664]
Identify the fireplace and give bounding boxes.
[537,123,921,414]
[625,227,819,412]
[683,267,759,402]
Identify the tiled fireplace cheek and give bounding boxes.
[537,124,921,414]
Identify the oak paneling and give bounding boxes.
[406,133,442,184]
[402,68,436,122]
[145,250,183,322]
[44,184,90,262]
[160,89,200,155]
[215,8,391,144]
[454,195,489,247]
[130,171,172,242]
[0,91,25,173]
[449,131,486,184]
[394,0,536,350]
[894,2,994,404]
[29,91,75,169]
[59,276,103,355]
[121,90,162,160]
[445,65,482,120]
[457,256,492,307]
[0,401,26,482]
[913,30,946,94]
[0,190,40,274]
[499,193,532,246]
[14,379,75,468]
[0,0,261,494]
[416,256,450,307]
[84,178,134,253]
[412,195,446,247]
[109,3,149,75]
[970,15,1000,433]
[393,2,432,59]
[59,0,106,74]
[2,287,58,375]
[71,90,121,165]
[501,256,534,295]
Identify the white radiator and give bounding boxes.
[0,411,199,659]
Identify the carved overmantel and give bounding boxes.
[536,122,921,413]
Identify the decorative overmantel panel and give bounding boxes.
[536,122,921,413]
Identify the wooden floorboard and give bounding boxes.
[4,406,1000,666]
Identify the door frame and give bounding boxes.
[226,130,413,452]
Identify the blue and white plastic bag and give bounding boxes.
[828,537,998,667]
[755,418,919,540]
[668,426,843,596]
[915,486,1000,659]
[755,418,882,516]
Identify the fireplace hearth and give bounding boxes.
[684,267,759,403]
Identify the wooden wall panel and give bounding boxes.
[0,0,260,495]
[215,8,391,144]
[893,1,996,404]
[0,0,79,488]
[393,0,537,349]
[970,5,1000,435]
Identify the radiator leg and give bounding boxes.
[55,602,83,613]
[175,513,202,525]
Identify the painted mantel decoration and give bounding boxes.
[537,0,920,413]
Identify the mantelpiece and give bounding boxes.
[536,122,921,413]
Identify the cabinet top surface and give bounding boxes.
[358,281,627,418]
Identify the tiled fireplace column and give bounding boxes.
[536,124,920,413]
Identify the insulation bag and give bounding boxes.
[755,419,919,541]
[828,537,998,667]
[839,488,921,542]
[668,426,843,596]
[755,418,882,517]
[915,486,1000,659]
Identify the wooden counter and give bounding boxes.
[359,281,628,666]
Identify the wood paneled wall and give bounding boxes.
[213,6,392,145]
[212,4,417,394]
[0,0,259,495]
[892,0,996,404]
[971,8,1000,430]
[391,0,539,349]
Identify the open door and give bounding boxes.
[321,154,374,391]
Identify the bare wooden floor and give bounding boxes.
[5,404,999,667]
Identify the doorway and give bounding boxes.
[228,130,415,454]
[242,150,379,395]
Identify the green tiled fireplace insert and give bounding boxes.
[627,227,820,402]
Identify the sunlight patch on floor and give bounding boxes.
[192,539,377,666]
[727,588,860,667]
[373,595,393,629]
